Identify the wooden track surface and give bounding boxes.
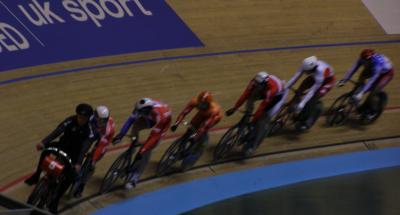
[1,0,399,212]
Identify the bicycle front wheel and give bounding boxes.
[27,178,48,207]
[156,139,183,177]
[99,151,130,193]
[213,125,241,161]
[326,93,354,126]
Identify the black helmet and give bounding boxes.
[75,103,93,118]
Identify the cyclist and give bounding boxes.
[286,56,335,128]
[73,105,115,198]
[24,103,97,213]
[225,71,287,154]
[171,91,222,158]
[338,49,394,116]
[112,98,171,190]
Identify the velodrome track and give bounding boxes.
[0,0,399,214]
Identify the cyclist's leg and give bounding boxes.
[92,141,107,164]
[123,119,150,189]
[367,69,394,112]
[187,113,205,152]
[246,95,280,152]
[296,76,314,95]
[127,150,152,186]
[190,132,209,157]
[244,112,269,156]
[291,76,314,113]
[301,76,335,127]
[268,91,288,119]
[317,76,336,99]
[245,99,255,115]
[127,117,170,187]
[355,70,369,93]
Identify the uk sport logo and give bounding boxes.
[0,0,204,72]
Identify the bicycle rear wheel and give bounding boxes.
[213,125,241,161]
[99,151,130,193]
[360,92,387,125]
[157,139,183,176]
[326,93,354,126]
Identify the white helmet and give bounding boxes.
[95,106,110,119]
[135,98,154,113]
[254,71,270,84]
[302,56,318,71]
[95,105,110,127]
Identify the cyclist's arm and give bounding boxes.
[174,99,196,126]
[286,68,303,89]
[360,69,381,95]
[138,118,169,154]
[252,85,277,123]
[41,116,71,146]
[106,120,116,144]
[97,119,116,147]
[343,59,362,81]
[301,74,323,106]
[233,80,254,109]
[116,114,136,138]
[198,112,222,137]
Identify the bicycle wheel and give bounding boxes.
[326,93,355,126]
[46,178,63,211]
[213,124,241,161]
[27,178,48,206]
[156,139,183,177]
[99,151,130,193]
[360,92,387,125]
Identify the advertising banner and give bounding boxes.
[0,0,203,72]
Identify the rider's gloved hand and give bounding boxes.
[225,108,236,116]
[171,124,178,132]
[36,143,44,151]
[337,79,346,87]
[112,135,123,145]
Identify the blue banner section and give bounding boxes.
[92,148,400,215]
[0,0,203,72]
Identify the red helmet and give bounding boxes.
[360,49,375,60]
[197,91,213,110]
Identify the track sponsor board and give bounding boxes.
[0,0,203,72]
